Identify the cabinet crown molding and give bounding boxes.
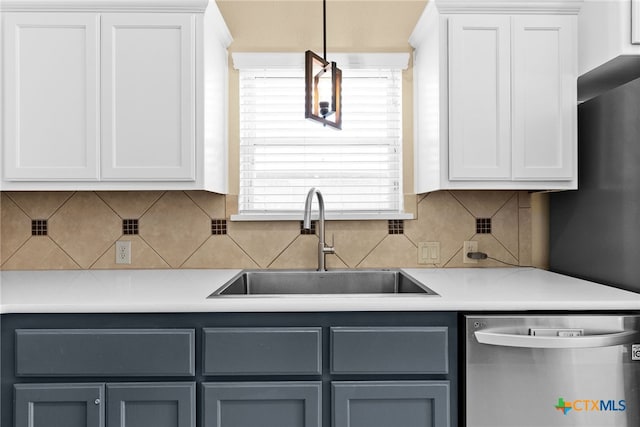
[410,0,583,48]
[0,0,209,12]
[433,0,583,14]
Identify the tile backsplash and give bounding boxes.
[0,190,532,270]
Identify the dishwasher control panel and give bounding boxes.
[632,344,640,361]
[529,328,584,337]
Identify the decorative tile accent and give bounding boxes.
[31,219,48,236]
[300,220,316,235]
[0,189,532,271]
[388,220,404,234]
[476,218,492,234]
[212,219,227,235]
[123,219,139,235]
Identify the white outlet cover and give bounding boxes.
[115,240,131,264]
[463,241,478,264]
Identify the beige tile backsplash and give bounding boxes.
[0,190,533,270]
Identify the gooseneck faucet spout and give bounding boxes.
[303,188,335,271]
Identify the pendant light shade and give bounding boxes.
[305,0,342,129]
[305,51,342,129]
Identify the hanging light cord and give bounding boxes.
[323,0,327,61]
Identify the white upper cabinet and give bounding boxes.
[410,0,581,193]
[3,13,100,181]
[1,0,232,192]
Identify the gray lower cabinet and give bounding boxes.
[15,382,195,427]
[107,383,195,427]
[202,382,322,427]
[3,314,457,427]
[333,381,450,427]
[14,383,104,427]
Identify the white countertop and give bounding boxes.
[1,267,640,313]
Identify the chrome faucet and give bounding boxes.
[303,188,335,271]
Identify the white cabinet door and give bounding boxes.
[512,15,575,180]
[101,13,196,181]
[448,15,511,180]
[3,13,99,180]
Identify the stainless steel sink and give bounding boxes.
[208,270,439,296]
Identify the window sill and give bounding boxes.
[230,212,414,222]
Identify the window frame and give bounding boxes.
[230,52,413,222]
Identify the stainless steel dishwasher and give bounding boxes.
[465,314,640,427]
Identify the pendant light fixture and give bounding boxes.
[305,0,342,130]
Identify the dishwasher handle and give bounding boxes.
[475,329,639,349]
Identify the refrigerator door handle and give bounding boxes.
[475,329,639,349]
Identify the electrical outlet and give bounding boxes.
[115,240,131,265]
[463,241,478,264]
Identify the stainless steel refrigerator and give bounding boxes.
[550,76,640,293]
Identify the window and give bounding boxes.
[234,53,409,219]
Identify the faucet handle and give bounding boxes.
[324,233,336,254]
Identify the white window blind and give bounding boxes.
[238,63,403,216]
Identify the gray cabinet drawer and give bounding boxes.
[332,381,450,427]
[330,327,448,374]
[203,327,322,375]
[15,329,195,377]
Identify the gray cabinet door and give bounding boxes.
[332,381,450,427]
[15,383,104,427]
[202,382,321,427]
[106,383,195,427]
